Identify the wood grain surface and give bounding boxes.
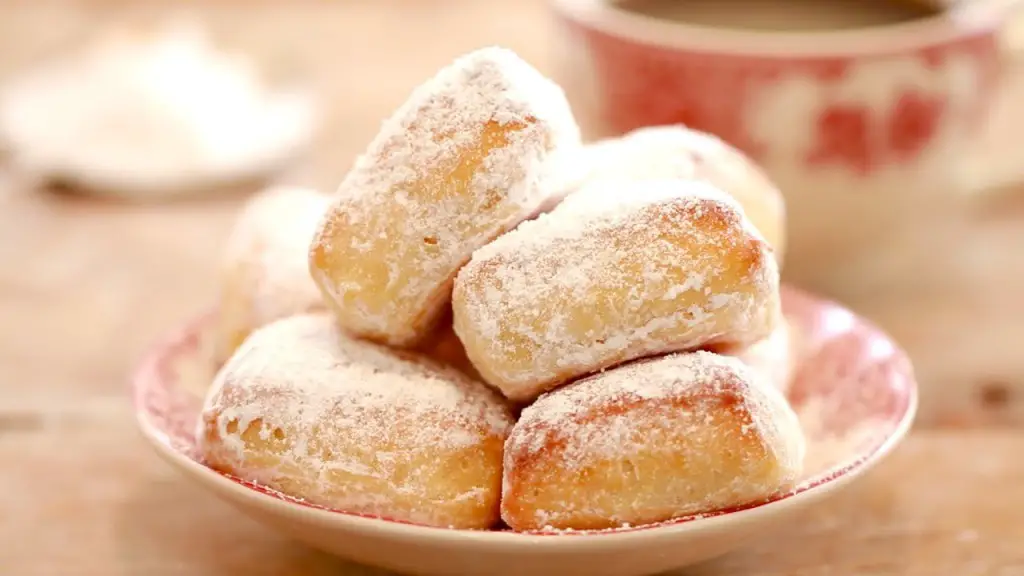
[1,1,1023,575]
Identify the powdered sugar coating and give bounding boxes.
[726,317,794,395]
[453,178,780,402]
[501,351,805,531]
[198,313,514,529]
[309,46,581,347]
[215,186,331,362]
[561,125,786,260]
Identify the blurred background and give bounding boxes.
[2,0,1024,573]
[3,0,1021,422]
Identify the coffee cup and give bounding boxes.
[550,0,1020,299]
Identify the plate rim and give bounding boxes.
[131,288,918,548]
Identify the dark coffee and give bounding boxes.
[616,0,942,31]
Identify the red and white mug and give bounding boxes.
[551,0,1022,298]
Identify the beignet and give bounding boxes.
[198,313,514,529]
[453,179,780,402]
[309,46,580,347]
[567,125,787,263]
[501,351,805,531]
[215,186,330,364]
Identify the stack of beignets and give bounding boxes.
[197,46,805,533]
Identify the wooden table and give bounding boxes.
[2,1,1022,574]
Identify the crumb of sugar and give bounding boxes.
[310,46,581,338]
[457,178,777,395]
[222,186,330,323]
[199,314,513,521]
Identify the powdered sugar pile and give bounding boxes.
[310,46,581,345]
[200,314,513,524]
[454,178,778,399]
[0,20,316,197]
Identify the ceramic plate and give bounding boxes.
[132,286,916,576]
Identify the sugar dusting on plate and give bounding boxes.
[796,395,889,476]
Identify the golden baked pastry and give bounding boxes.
[452,178,780,402]
[416,308,483,382]
[309,46,581,347]
[197,313,514,529]
[722,318,795,395]
[501,351,805,532]
[215,186,331,364]
[567,125,787,263]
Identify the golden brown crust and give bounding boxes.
[453,179,781,402]
[500,351,804,532]
[567,124,787,264]
[198,314,514,529]
[308,47,581,348]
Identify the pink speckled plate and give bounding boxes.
[132,286,916,576]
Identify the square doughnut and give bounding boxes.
[561,125,786,263]
[501,351,805,532]
[197,314,515,529]
[309,46,581,347]
[452,178,781,402]
[215,186,331,364]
